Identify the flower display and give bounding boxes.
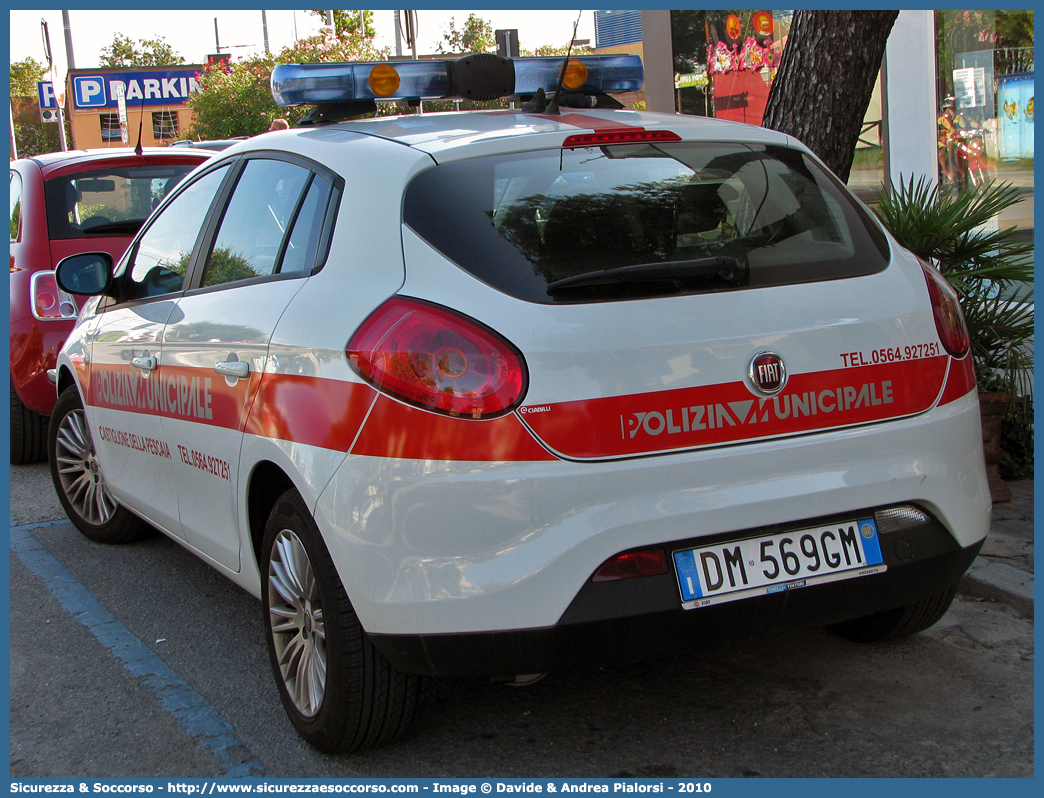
[709,41,737,74]
[740,37,765,69]
[707,37,774,76]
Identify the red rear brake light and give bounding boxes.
[347,297,527,418]
[592,547,669,582]
[920,260,970,358]
[31,271,78,321]
[562,130,682,148]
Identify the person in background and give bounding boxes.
[268,118,289,132]
[937,96,965,184]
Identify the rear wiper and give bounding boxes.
[546,256,739,292]
[81,219,145,235]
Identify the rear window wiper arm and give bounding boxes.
[547,256,739,292]
[81,219,146,235]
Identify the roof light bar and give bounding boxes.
[270,54,644,108]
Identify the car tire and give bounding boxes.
[261,489,419,753]
[11,379,49,465]
[827,581,960,643]
[48,385,152,544]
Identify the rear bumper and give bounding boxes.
[370,514,982,676]
[315,388,989,639]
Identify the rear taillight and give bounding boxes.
[31,271,78,321]
[347,297,527,418]
[920,260,970,358]
[592,547,670,582]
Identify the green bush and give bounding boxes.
[182,32,389,140]
[873,177,1034,474]
[1001,396,1034,479]
[873,177,1034,393]
[13,120,65,158]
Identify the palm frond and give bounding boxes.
[874,175,1034,400]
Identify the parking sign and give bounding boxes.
[37,81,58,109]
[73,76,107,108]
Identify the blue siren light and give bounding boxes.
[513,55,644,96]
[270,54,644,107]
[271,61,451,106]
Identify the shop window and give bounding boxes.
[935,10,1033,236]
[100,113,121,143]
[152,110,179,141]
[670,11,792,125]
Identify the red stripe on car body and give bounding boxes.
[539,113,646,132]
[83,355,958,463]
[350,395,556,461]
[518,357,950,460]
[936,354,977,406]
[244,373,376,451]
[87,364,260,430]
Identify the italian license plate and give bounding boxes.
[673,518,886,609]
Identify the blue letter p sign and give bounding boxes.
[73,76,107,108]
[37,81,57,110]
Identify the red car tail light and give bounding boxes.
[561,130,682,148]
[31,271,78,321]
[592,547,670,582]
[347,296,527,418]
[920,260,970,357]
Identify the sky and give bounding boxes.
[9,9,597,81]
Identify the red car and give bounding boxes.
[9,148,211,463]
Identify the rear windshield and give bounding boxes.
[404,141,890,303]
[44,164,198,240]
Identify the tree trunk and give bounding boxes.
[762,10,898,183]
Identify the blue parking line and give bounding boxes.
[10,520,267,777]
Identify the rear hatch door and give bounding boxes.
[401,137,950,460]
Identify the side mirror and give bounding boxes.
[55,252,114,296]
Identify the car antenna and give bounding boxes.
[133,96,144,156]
[545,10,583,116]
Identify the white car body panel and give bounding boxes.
[87,299,185,537]
[160,278,309,571]
[398,228,940,406]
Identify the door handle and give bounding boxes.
[130,356,157,372]
[214,360,250,379]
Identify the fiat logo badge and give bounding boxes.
[749,351,787,396]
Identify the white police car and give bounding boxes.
[50,54,990,753]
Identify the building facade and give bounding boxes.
[63,65,202,150]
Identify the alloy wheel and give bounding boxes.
[54,408,117,526]
[267,529,327,717]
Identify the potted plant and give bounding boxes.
[873,177,1034,501]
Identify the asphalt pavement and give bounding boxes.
[8,465,1035,778]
